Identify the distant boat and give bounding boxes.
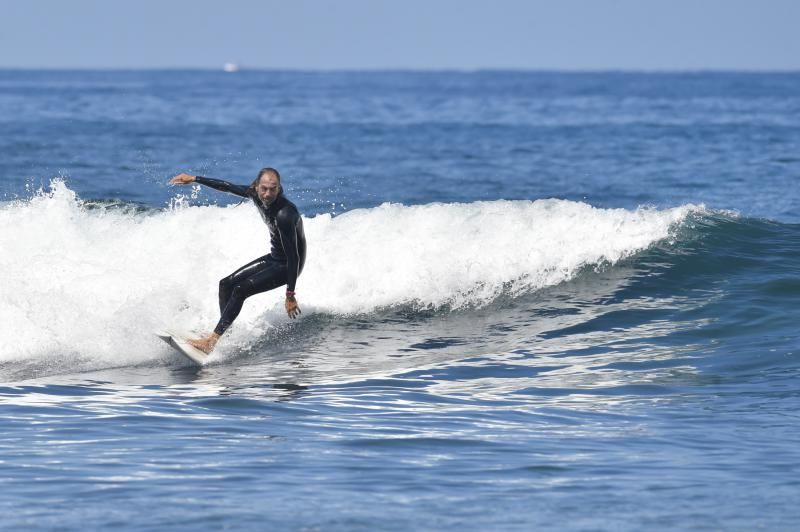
[223,63,239,73]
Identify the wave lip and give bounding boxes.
[304,199,703,312]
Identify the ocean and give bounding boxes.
[1,69,799,530]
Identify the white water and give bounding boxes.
[0,180,702,368]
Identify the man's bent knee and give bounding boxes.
[230,280,255,301]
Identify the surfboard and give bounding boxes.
[155,331,209,365]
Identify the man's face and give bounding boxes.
[257,175,280,205]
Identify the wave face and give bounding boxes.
[0,180,700,372]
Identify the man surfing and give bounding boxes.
[169,168,306,353]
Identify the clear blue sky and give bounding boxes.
[1,0,798,70]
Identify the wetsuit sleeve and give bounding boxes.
[276,208,301,292]
[194,176,251,198]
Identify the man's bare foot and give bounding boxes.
[187,332,220,354]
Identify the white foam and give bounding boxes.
[0,180,703,368]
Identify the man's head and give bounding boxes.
[253,167,281,205]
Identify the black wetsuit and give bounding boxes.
[194,176,306,335]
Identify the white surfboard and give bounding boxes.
[155,331,209,365]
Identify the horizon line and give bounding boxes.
[1,66,799,74]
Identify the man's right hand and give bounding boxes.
[169,173,196,185]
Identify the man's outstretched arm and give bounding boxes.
[169,173,251,198]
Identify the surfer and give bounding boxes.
[169,168,306,353]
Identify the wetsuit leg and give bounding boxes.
[214,258,288,335]
[219,255,271,314]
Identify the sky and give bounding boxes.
[1,0,798,70]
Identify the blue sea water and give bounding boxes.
[1,70,799,530]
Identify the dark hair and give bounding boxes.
[249,167,282,192]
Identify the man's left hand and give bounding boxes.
[285,295,301,319]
